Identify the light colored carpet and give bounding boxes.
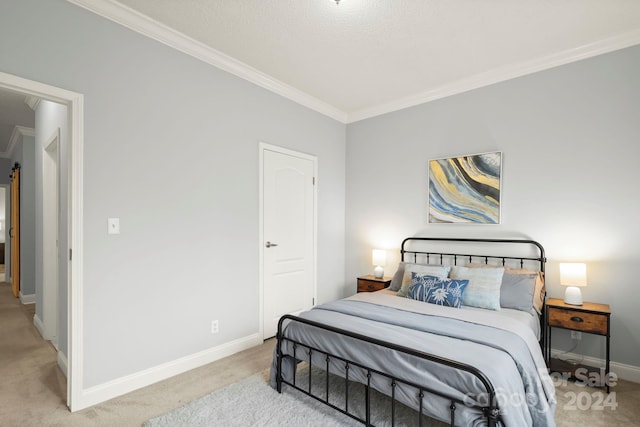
[144,362,640,427]
[144,372,356,427]
[144,367,445,427]
[2,279,638,426]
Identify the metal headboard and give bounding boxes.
[401,237,546,274]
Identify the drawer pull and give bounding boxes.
[570,316,584,323]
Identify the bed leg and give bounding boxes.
[276,335,283,393]
[365,371,372,426]
[449,401,456,426]
[485,407,500,427]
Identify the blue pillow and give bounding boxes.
[407,273,469,308]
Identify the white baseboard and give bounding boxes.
[33,313,46,338]
[20,293,35,304]
[74,333,263,411]
[58,351,68,378]
[551,348,640,384]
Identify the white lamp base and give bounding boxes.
[374,265,384,279]
[564,286,583,305]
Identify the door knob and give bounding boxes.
[265,241,278,248]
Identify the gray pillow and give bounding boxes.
[389,262,406,291]
[500,273,537,312]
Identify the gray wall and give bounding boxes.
[1,0,346,390]
[0,159,12,267]
[0,159,11,183]
[346,45,640,368]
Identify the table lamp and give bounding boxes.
[372,249,386,279]
[560,262,587,305]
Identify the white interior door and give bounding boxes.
[262,146,316,339]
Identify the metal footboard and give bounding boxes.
[275,315,500,427]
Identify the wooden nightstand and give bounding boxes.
[357,275,391,293]
[545,297,611,392]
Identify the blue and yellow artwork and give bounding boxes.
[428,152,501,224]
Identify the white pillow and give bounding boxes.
[396,263,451,297]
[450,265,504,310]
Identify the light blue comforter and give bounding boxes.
[271,293,556,426]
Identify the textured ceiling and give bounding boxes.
[112,0,640,120]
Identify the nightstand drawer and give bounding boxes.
[547,308,608,335]
[358,280,385,292]
[357,276,391,293]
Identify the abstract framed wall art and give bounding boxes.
[428,151,502,224]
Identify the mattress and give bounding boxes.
[377,288,542,340]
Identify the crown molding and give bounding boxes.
[347,29,640,123]
[25,95,41,111]
[1,126,36,159]
[66,0,348,123]
[66,1,640,126]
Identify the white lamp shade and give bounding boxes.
[559,263,587,287]
[372,249,386,267]
[560,263,587,305]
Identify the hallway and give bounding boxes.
[0,281,67,423]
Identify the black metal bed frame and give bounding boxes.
[275,237,547,427]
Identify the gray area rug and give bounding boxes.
[144,367,445,427]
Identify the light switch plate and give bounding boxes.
[108,218,120,234]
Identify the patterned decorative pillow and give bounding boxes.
[395,263,452,297]
[406,274,469,308]
[450,265,504,311]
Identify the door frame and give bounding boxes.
[0,71,84,411]
[258,142,318,340]
[43,128,61,347]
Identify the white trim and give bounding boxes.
[76,333,262,410]
[33,313,46,338]
[2,126,35,159]
[258,142,318,340]
[65,0,347,123]
[58,350,69,378]
[551,349,640,384]
[347,29,640,123]
[25,95,41,111]
[0,71,84,412]
[20,292,36,305]
[68,80,85,413]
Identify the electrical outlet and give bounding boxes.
[211,320,219,334]
[108,218,120,234]
[571,331,582,340]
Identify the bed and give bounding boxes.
[270,237,557,426]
